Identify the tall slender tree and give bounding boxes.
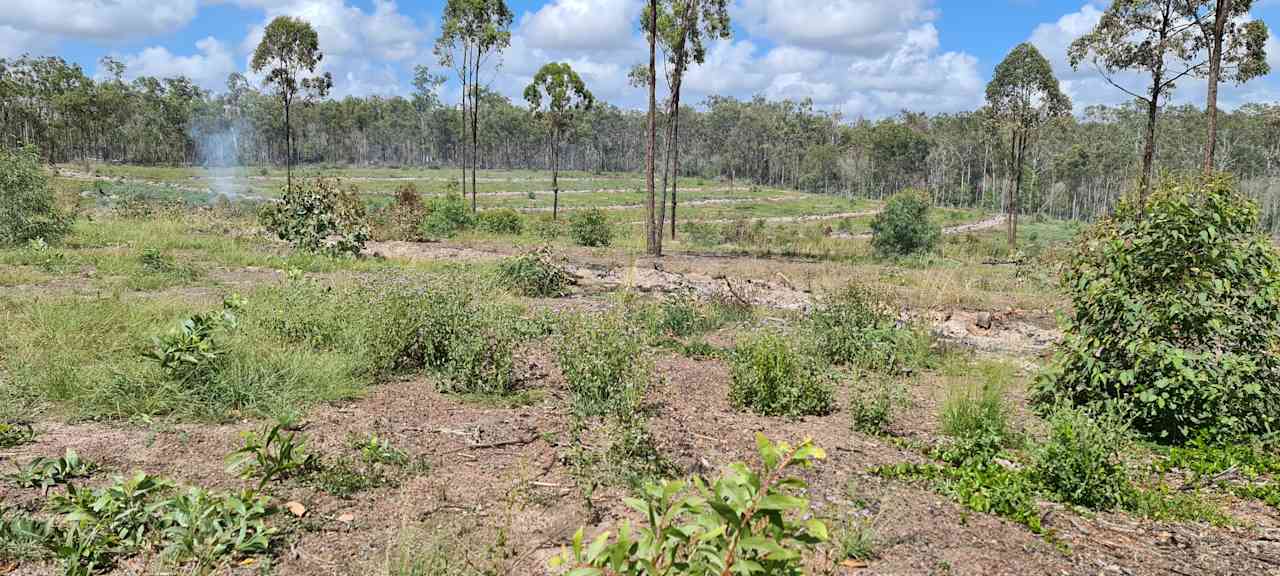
[524,62,594,220]
[986,43,1071,247]
[1182,0,1270,174]
[1069,0,1204,196]
[648,0,731,239]
[645,0,661,256]
[435,0,513,212]
[251,16,332,190]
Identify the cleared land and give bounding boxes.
[1,167,1276,576]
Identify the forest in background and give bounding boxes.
[3,54,1280,227]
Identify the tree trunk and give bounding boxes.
[645,0,660,256]
[1009,131,1026,248]
[1140,90,1159,199]
[1204,0,1231,175]
[471,51,480,212]
[284,95,292,190]
[552,128,560,220]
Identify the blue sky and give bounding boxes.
[3,1,1278,118]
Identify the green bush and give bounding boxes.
[552,435,828,575]
[1030,403,1132,510]
[806,284,927,372]
[1034,176,1280,442]
[568,208,613,247]
[940,377,1016,465]
[418,193,473,239]
[0,145,71,246]
[532,215,564,240]
[849,377,902,435]
[497,248,571,297]
[729,332,835,417]
[260,177,369,256]
[870,189,940,257]
[558,313,650,419]
[477,208,524,234]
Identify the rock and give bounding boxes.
[975,311,993,330]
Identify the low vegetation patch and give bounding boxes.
[497,248,571,297]
[477,208,524,234]
[418,193,473,239]
[567,207,613,247]
[729,332,835,417]
[552,435,829,574]
[806,283,928,372]
[0,145,72,247]
[1030,403,1132,510]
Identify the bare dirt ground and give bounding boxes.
[6,348,1278,576]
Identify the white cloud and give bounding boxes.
[521,0,642,51]
[735,0,936,55]
[119,37,236,91]
[0,25,47,59]
[0,0,197,40]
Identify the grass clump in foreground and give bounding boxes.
[729,332,835,417]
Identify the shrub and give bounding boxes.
[259,177,369,256]
[807,284,927,372]
[568,208,613,247]
[870,189,940,257]
[1030,403,1132,510]
[552,435,829,575]
[477,208,524,234]
[418,193,473,239]
[1034,176,1280,442]
[532,215,565,240]
[940,377,1015,465]
[497,248,571,297]
[558,313,650,419]
[371,183,425,241]
[0,145,71,246]
[729,332,835,417]
[849,377,903,435]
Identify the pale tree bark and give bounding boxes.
[645,0,660,256]
[1203,0,1231,175]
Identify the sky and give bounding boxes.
[2,0,1279,119]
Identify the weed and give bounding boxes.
[806,284,928,372]
[1030,403,1132,510]
[834,516,878,562]
[260,177,369,256]
[0,508,53,562]
[497,248,571,297]
[0,421,36,448]
[729,332,835,417]
[142,302,239,383]
[1,145,73,246]
[567,207,613,247]
[870,189,940,257]
[940,375,1016,465]
[477,208,524,234]
[552,435,829,575]
[12,449,94,491]
[157,487,275,567]
[531,215,564,240]
[558,313,650,419]
[849,377,903,435]
[225,424,319,490]
[418,193,473,239]
[313,457,395,498]
[352,433,409,466]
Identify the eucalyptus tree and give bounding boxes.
[986,43,1071,246]
[1181,0,1270,173]
[1069,0,1206,195]
[644,0,661,255]
[434,0,514,211]
[412,64,446,165]
[251,16,332,189]
[524,62,594,220]
[648,0,731,238]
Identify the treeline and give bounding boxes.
[3,55,1279,224]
